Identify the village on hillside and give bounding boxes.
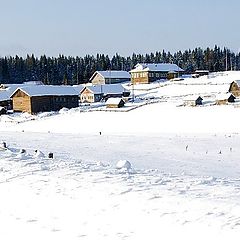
[1,62,240,116]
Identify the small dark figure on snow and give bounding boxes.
[99,132,102,136]
[48,152,54,159]
[185,145,188,151]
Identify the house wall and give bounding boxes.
[12,90,32,113]
[92,74,105,85]
[80,88,95,103]
[131,72,149,84]
[52,96,79,110]
[31,96,52,113]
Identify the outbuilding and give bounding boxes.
[106,98,125,108]
[184,96,203,106]
[215,93,236,105]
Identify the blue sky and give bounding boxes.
[0,0,239,57]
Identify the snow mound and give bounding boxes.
[116,160,132,170]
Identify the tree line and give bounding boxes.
[0,45,239,85]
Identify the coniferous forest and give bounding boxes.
[0,46,239,85]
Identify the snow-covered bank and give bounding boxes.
[1,132,240,240]
[1,103,240,135]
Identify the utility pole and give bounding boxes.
[76,62,79,85]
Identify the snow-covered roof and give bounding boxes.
[72,85,85,94]
[84,84,129,95]
[11,85,79,97]
[216,93,235,100]
[0,84,23,101]
[106,97,124,105]
[130,63,184,73]
[90,71,130,81]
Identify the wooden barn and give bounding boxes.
[229,80,240,97]
[106,98,125,108]
[10,85,79,114]
[130,63,184,84]
[215,93,236,105]
[184,96,203,106]
[90,71,130,85]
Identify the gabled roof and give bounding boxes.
[10,85,78,98]
[130,63,184,73]
[106,97,124,105]
[90,71,130,81]
[83,84,129,95]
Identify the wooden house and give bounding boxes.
[184,96,203,106]
[0,82,45,110]
[90,71,130,85]
[80,84,130,103]
[229,80,240,97]
[215,93,236,105]
[130,63,184,84]
[106,98,125,108]
[10,85,79,114]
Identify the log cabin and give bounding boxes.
[10,85,79,114]
[130,63,184,84]
[90,71,130,85]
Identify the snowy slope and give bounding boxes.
[1,71,240,239]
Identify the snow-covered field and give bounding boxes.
[1,71,240,239]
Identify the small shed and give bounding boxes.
[184,96,203,106]
[106,98,125,108]
[215,93,236,105]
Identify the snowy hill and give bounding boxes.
[1,71,240,239]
